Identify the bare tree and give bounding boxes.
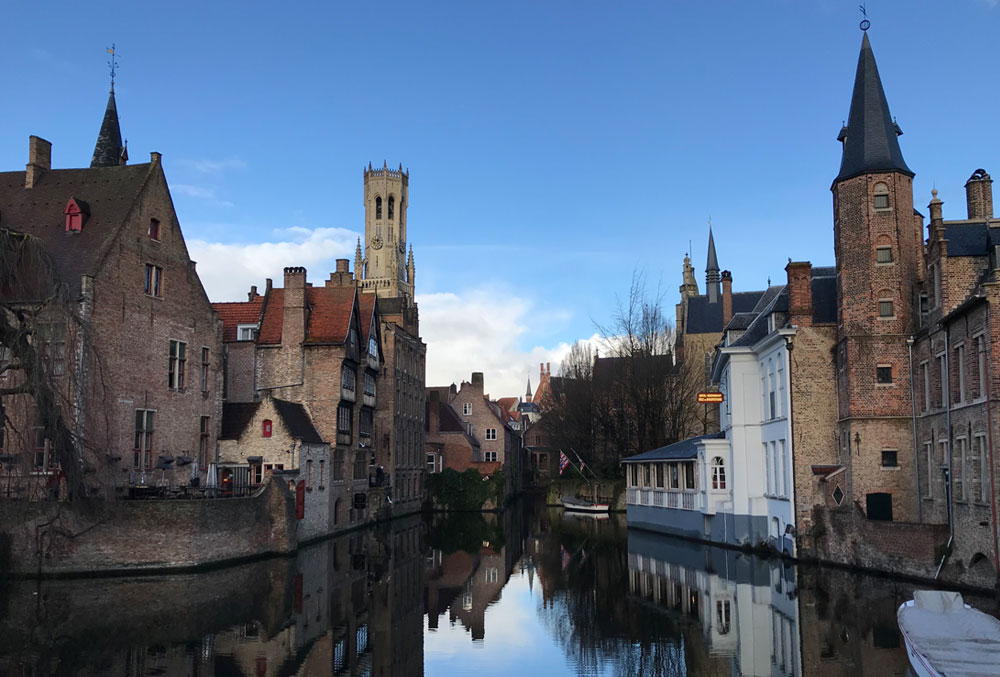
[539,341,595,466]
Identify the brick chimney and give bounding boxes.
[248,285,259,302]
[965,169,993,220]
[325,259,355,287]
[25,136,51,189]
[282,267,308,346]
[428,390,440,433]
[786,262,813,325]
[721,270,733,327]
[471,372,485,392]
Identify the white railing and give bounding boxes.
[626,487,702,511]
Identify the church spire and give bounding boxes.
[835,32,912,183]
[355,237,364,280]
[525,378,532,402]
[706,226,721,304]
[407,243,415,289]
[91,88,125,168]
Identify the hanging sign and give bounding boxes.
[697,391,725,404]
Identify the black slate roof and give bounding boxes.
[0,163,153,296]
[686,291,766,334]
[273,399,324,444]
[622,432,726,463]
[220,399,324,443]
[835,33,913,182]
[943,223,991,257]
[92,90,125,168]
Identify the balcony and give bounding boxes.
[626,487,703,511]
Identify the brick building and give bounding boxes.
[355,163,427,516]
[213,262,379,528]
[424,388,481,474]
[0,88,222,498]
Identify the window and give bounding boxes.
[873,182,890,211]
[333,449,344,481]
[876,246,893,264]
[938,354,947,408]
[145,264,163,297]
[485,428,497,440]
[388,195,394,220]
[148,218,160,240]
[360,408,373,437]
[375,196,382,219]
[484,451,497,462]
[974,433,989,503]
[956,436,968,501]
[924,441,934,497]
[341,366,356,392]
[168,340,186,389]
[337,404,352,435]
[876,365,892,384]
[37,323,66,377]
[485,567,498,583]
[306,459,313,490]
[881,450,898,467]
[878,299,894,318]
[922,362,931,411]
[201,347,210,392]
[363,371,376,397]
[236,324,256,341]
[33,424,48,470]
[716,600,731,635]
[250,462,262,486]
[655,463,665,488]
[779,440,788,497]
[319,460,325,489]
[427,453,437,473]
[462,403,471,416]
[977,335,988,399]
[134,410,154,470]
[866,492,893,521]
[642,463,651,487]
[262,419,272,437]
[669,463,679,489]
[368,336,378,358]
[711,457,726,489]
[199,416,210,467]
[765,442,773,495]
[956,344,966,403]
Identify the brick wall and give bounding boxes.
[1,476,296,574]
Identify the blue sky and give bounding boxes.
[2,1,999,396]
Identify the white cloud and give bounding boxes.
[189,226,359,302]
[172,183,235,207]
[181,157,248,174]
[418,286,598,398]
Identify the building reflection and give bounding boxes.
[626,529,801,677]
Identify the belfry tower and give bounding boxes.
[358,161,414,305]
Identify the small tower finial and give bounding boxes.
[859,2,870,32]
[106,44,119,92]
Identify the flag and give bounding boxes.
[580,460,586,472]
[107,48,115,54]
[559,451,570,475]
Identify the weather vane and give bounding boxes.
[106,44,119,91]
[859,3,870,32]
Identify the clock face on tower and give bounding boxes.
[371,235,383,250]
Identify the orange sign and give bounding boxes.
[697,391,724,404]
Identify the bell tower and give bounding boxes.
[361,161,413,303]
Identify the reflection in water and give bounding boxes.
[3,500,1000,676]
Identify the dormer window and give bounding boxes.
[64,198,89,232]
[873,183,891,211]
[237,324,257,341]
[149,219,161,241]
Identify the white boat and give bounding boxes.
[897,590,1000,677]
[562,496,610,513]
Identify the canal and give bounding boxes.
[2,499,999,676]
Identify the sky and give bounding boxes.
[2,1,999,398]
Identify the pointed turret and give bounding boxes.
[407,243,415,288]
[525,378,532,402]
[835,32,913,183]
[355,237,364,279]
[91,89,125,168]
[706,227,721,304]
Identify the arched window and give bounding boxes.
[375,196,382,220]
[388,196,395,220]
[262,419,272,437]
[711,457,726,489]
[873,182,891,211]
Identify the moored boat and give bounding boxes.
[562,496,610,513]
[897,590,1000,677]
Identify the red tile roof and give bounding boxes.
[256,285,358,346]
[495,397,519,413]
[212,300,264,342]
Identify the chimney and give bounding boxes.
[336,259,349,273]
[326,259,354,287]
[929,189,944,226]
[546,362,550,375]
[785,262,813,325]
[721,270,733,327]
[540,363,545,380]
[965,169,994,220]
[428,390,440,432]
[471,372,484,391]
[282,267,308,346]
[248,285,258,302]
[25,136,51,189]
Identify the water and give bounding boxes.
[2,499,998,676]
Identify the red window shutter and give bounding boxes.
[262,419,272,437]
[295,481,305,520]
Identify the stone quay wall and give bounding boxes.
[1,476,296,576]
